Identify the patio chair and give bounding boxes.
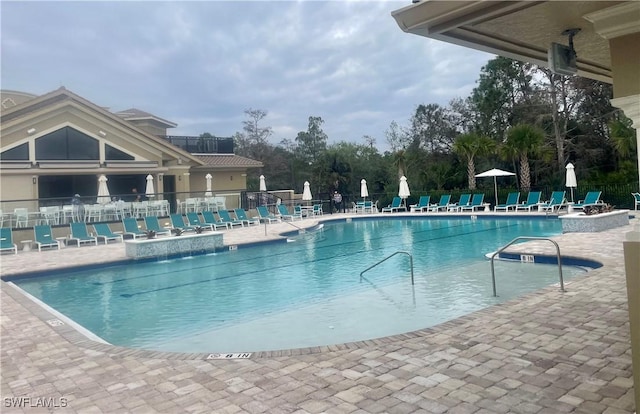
[217,209,245,228]
[277,204,302,221]
[201,210,231,230]
[257,206,280,223]
[410,196,431,212]
[428,194,452,212]
[93,223,123,244]
[186,212,214,231]
[33,225,61,251]
[460,194,485,211]
[515,191,542,211]
[169,214,195,233]
[144,216,172,236]
[122,217,146,239]
[234,208,260,226]
[633,192,640,211]
[69,222,98,247]
[381,197,406,213]
[447,194,471,212]
[0,227,18,254]
[312,204,323,216]
[573,191,603,210]
[494,192,520,212]
[539,191,566,212]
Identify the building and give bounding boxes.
[0,87,263,214]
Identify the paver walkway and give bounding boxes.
[1,214,637,413]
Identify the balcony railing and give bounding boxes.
[160,136,234,154]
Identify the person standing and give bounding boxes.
[333,191,342,213]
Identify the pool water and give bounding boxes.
[15,217,587,352]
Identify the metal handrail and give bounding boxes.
[360,251,414,285]
[490,236,564,297]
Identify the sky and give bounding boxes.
[1,1,494,150]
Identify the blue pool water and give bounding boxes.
[14,217,587,353]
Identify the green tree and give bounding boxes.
[295,116,328,164]
[452,133,496,189]
[505,124,545,190]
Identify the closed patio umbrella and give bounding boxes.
[475,168,516,207]
[360,179,369,200]
[302,181,312,201]
[565,163,577,202]
[205,173,213,197]
[259,175,267,192]
[96,174,111,204]
[145,174,155,198]
[398,175,410,202]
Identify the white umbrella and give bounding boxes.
[302,181,312,201]
[360,179,369,199]
[145,174,155,198]
[475,168,516,207]
[96,174,110,204]
[205,173,213,197]
[565,163,577,202]
[398,176,411,199]
[259,175,267,192]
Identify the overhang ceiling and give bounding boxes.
[392,1,627,83]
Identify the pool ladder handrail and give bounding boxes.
[360,251,414,285]
[490,236,564,297]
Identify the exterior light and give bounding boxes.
[32,176,37,184]
[99,130,107,137]
[27,128,36,135]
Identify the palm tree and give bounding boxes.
[392,150,408,179]
[505,124,545,191]
[609,115,637,159]
[452,133,496,189]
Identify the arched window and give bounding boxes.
[35,127,99,160]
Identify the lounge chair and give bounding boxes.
[573,191,603,210]
[428,194,452,212]
[93,223,123,244]
[122,217,146,239]
[33,225,61,251]
[169,214,195,233]
[0,227,18,254]
[257,206,280,223]
[218,209,245,228]
[539,191,566,212]
[633,192,640,211]
[201,211,231,230]
[410,196,431,212]
[186,212,214,231]
[460,194,485,211]
[234,208,260,226]
[515,191,542,211]
[144,216,172,236]
[312,204,323,215]
[382,197,406,213]
[277,204,303,221]
[447,194,471,212]
[69,222,98,247]
[494,192,520,212]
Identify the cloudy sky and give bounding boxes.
[1,1,493,150]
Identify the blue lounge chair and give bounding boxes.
[410,195,431,212]
[93,223,123,244]
[382,197,406,213]
[447,194,471,212]
[540,191,566,212]
[0,227,18,254]
[460,194,485,211]
[573,191,603,210]
[170,214,195,232]
[312,204,323,216]
[34,225,61,251]
[144,216,172,236]
[69,222,98,247]
[186,212,214,231]
[428,195,452,212]
[257,206,280,223]
[234,208,260,226]
[201,211,231,230]
[515,191,542,211]
[217,209,245,228]
[494,192,520,212]
[633,192,640,211]
[122,217,146,239]
[277,204,303,221]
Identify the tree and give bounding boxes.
[234,108,272,161]
[452,133,496,189]
[409,104,458,152]
[505,124,545,190]
[385,120,409,152]
[295,116,327,164]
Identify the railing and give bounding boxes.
[490,236,564,297]
[360,251,414,285]
[159,136,234,154]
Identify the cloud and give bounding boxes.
[1,1,493,150]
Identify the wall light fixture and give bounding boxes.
[27,128,36,135]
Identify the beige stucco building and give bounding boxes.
[0,87,263,214]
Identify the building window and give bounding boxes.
[105,144,135,160]
[0,142,29,160]
[35,127,99,160]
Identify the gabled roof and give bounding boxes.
[194,154,264,169]
[114,108,177,128]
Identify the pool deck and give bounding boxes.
[1,212,637,413]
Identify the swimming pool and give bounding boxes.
[13,217,589,353]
